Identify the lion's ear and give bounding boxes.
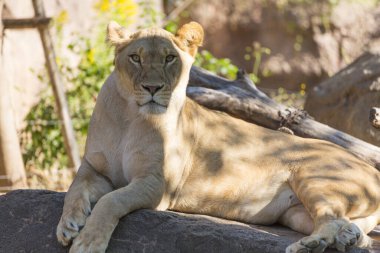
[106,21,130,46]
[175,22,204,57]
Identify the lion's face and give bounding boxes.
[107,22,203,115]
[116,37,182,114]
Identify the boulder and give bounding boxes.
[0,190,379,253]
[305,52,380,146]
[170,0,380,91]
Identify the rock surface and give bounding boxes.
[305,52,380,146]
[1,190,379,253]
[172,0,380,90]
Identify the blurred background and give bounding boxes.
[1,0,379,192]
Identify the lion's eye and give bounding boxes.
[165,55,176,63]
[130,54,140,63]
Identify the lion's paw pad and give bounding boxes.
[332,223,361,252]
[286,235,328,253]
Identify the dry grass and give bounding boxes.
[26,167,73,192]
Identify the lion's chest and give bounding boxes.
[120,118,189,186]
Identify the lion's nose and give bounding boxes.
[142,84,163,95]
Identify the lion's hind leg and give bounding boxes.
[290,216,377,253]
[284,148,380,253]
[286,217,363,253]
[279,203,314,235]
[279,203,380,248]
[56,158,113,246]
[284,189,380,252]
[282,205,378,252]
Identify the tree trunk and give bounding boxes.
[0,0,28,191]
[187,66,380,170]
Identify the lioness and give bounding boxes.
[57,21,380,253]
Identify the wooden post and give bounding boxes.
[3,17,51,29]
[32,0,80,170]
[0,0,28,191]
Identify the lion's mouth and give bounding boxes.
[138,99,168,115]
[141,100,167,108]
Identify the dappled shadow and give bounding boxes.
[173,101,380,238]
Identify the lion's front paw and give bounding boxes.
[69,228,108,253]
[286,235,328,253]
[56,199,92,246]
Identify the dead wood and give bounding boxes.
[370,107,380,129]
[187,66,380,170]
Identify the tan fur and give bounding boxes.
[57,22,380,253]
[174,21,203,56]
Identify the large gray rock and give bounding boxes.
[305,52,380,146]
[0,190,379,253]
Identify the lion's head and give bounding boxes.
[107,21,203,115]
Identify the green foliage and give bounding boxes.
[21,36,113,169]
[244,43,271,83]
[21,0,137,170]
[64,37,114,143]
[21,93,68,169]
[164,20,178,34]
[137,0,164,28]
[194,50,238,79]
[270,84,306,109]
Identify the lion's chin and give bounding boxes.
[139,101,167,115]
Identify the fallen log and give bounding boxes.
[187,66,380,170]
